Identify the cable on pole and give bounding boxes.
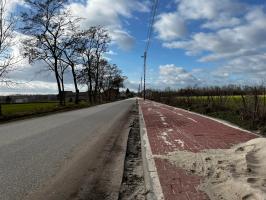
[145,0,159,53]
[143,0,159,100]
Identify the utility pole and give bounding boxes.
[143,51,147,100]
[140,76,143,97]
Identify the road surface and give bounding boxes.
[0,99,135,200]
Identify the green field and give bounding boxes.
[174,95,266,110]
[2,102,59,116]
[0,101,89,121]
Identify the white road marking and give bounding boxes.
[187,117,198,123]
[161,135,172,146]
[174,139,185,148]
[160,116,166,122]
[162,132,167,136]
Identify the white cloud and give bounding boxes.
[215,53,266,78]
[158,64,199,86]
[124,79,139,92]
[109,29,134,51]
[6,0,23,15]
[153,1,266,86]
[67,0,149,50]
[154,12,186,41]
[161,4,266,69]
[201,17,241,30]
[177,0,246,21]
[166,7,266,61]
[105,50,117,56]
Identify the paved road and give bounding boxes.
[0,99,135,200]
[140,100,257,200]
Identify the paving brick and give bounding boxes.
[140,100,257,200]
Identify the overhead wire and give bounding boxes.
[145,0,159,53]
[143,0,159,100]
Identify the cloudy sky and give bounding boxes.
[1,0,266,94]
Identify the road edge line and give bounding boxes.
[138,101,164,200]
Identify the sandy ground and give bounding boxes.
[156,138,266,200]
[119,106,145,200]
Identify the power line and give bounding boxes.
[145,0,159,53]
[143,0,159,100]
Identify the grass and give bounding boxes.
[207,111,253,131]
[2,102,59,116]
[175,97,251,128]
[0,101,90,123]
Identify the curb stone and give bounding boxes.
[138,100,164,200]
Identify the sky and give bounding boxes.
[1,0,266,94]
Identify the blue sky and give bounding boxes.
[1,0,266,94]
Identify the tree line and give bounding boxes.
[147,85,266,134]
[0,0,126,110]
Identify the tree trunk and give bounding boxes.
[55,76,63,105]
[61,76,65,106]
[108,87,111,101]
[88,65,93,104]
[94,62,99,103]
[71,64,79,104]
[54,60,63,106]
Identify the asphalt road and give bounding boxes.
[0,99,135,200]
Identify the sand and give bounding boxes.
[156,138,266,200]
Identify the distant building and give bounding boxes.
[59,91,89,102]
[0,94,57,104]
[79,92,88,101]
[14,98,29,103]
[0,96,5,104]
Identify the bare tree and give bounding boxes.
[97,60,126,101]
[0,0,16,115]
[75,28,96,104]
[92,27,110,102]
[60,30,83,104]
[101,63,125,101]
[77,27,110,104]
[21,0,76,105]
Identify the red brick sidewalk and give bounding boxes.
[140,100,257,200]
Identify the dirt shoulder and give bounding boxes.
[119,105,146,200]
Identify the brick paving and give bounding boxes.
[140,100,257,200]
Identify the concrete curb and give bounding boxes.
[138,100,164,200]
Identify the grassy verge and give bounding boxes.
[0,101,95,123]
